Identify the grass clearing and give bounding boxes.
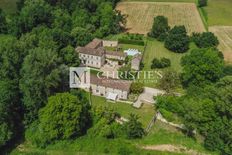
[136,121,218,155]
[209,26,232,63]
[0,0,18,13]
[142,38,197,72]
[116,2,205,34]
[204,0,232,26]
[91,95,155,127]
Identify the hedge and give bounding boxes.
[118,38,145,46]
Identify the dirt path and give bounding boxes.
[142,144,208,155]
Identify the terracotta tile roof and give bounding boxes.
[106,51,127,57]
[85,38,102,49]
[132,54,142,63]
[76,47,105,56]
[90,75,131,92]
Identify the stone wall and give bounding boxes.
[103,40,118,47]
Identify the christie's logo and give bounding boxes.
[69,67,90,89]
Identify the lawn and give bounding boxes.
[135,121,219,155]
[0,0,18,13]
[204,0,232,26]
[142,38,196,72]
[90,94,155,127]
[120,43,145,52]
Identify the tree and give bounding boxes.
[60,45,80,67]
[124,114,144,139]
[0,9,7,33]
[159,70,180,93]
[198,0,207,7]
[130,82,144,94]
[165,26,189,53]
[194,32,219,48]
[181,48,224,87]
[149,16,169,40]
[26,93,91,147]
[52,9,72,31]
[71,27,93,46]
[20,48,62,124]
[18,0,53,33]
[0,80,20,147]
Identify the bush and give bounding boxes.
[118,38,144,46]
[165,26,190,53]
[198,0,207,7]
[124,114,144,139]
[223,65,232,76]
[130,82,144,94]
[122,33,143,41]
[159,108,175,122]
[151,57,171,69]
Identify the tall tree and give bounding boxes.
[18,0,53,33]
[26,93,91,147]
[149,16,169,40]
[181,48,224,87]
[159,70,180,93]
[0,9,7,33]
[165,26,189,53]
[20,48,62,124]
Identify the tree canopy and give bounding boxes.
[149,16,169,41]
[165,26,189,53]
[181,48,224,87]
[26,93,91,147]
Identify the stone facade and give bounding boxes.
[90,75,131,100]
[79,53,105,68]
[102,40,118,47]
[76,38,126,68]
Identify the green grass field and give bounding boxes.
[0,0,18,13]
[142,38,197,72]
[11,121,216,155]
[204,0,232,26]
[91,95,155,127]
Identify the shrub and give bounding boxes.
[165,26,190,53]
[130,82,144,94]
[118,38,144,46]
[223,65,232,76]
[124,114,144,139]
[198,0,207,7]
[151,57,171,69]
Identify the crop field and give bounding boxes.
[209,26,232,63]
[116,2,205,34]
